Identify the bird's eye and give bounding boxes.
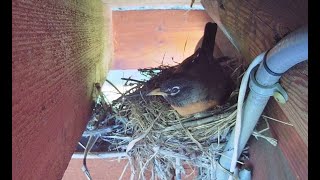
[170,86,180,96]
[171,87,179,93]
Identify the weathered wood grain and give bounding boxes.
[279,62,308,145]
[112,10,214,70]
[264,100,308,179]
[112,10,239,70]
[63,158,198,180]
[202,0,307,61]
[12,0,109,179]
[101,0,202,8]
[248,130,296,180]
[202,0,308,179]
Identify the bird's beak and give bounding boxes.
[147,88,167,96]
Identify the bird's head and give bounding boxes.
[147,75,206,107]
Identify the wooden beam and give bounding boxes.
[102,0,202,8]
[201,0,307,62]
[201,0,308,179]
[264,100,308,179]
[111,10,213,69]
[12,0,110,179]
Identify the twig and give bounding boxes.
[175,158,182,180]
[162,110,235,132]
[121,78,146,84]
[252,131,278,146]
[78,142,86,150]
[83,127,114,136]
[126,113,162,154]
[82,134,100,180]
[190,0,195,7]
[179,119,204,151]
[214,151,244,165]
[138,149,159,180]
[262,115,294,126]
[119,161,130,180]
[101,136,132,141]
[183,33,189,58]
[72,152,127,159]
[157,149,191,161]
[106,79,123,95]
[161,52,166,65]
[128,156,135,180]
[252,118,278,146]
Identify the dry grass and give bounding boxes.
[86,56,246,180]
[99,56,243,180]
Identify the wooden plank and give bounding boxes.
[63,159,131,180]
[279,61,308,145]
[202,0,308,145]
[102,0,202,8]
[112,10,242,70]
[112,10,214,69]
[202,0,308,179]
[248,131,296,180]
[63,158,198,179]
[12,0,109,179]
[264,100,308,179]
[201,0,307,62]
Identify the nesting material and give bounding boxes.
[94,56,244,180]
[117,97,237,179]
[84,56,245,179]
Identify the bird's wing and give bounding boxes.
[173,48,200,74]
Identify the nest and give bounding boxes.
[86,56,246,180]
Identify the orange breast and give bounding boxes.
[171,100,219,117]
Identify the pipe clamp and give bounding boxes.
[249,66,288,103]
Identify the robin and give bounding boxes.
[147,22,234,117]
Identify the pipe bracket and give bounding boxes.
[249,66,288,103]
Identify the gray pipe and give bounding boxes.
[256,26,308,86]
[215,25,308,180]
